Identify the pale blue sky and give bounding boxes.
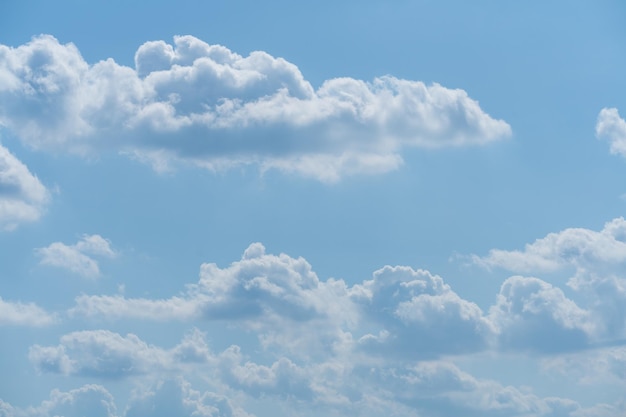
[1,1,626,416]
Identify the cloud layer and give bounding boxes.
[0,35,511,181]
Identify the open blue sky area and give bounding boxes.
[1,1,626,416]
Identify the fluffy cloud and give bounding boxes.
[36,234,115,278]
[471,218,626,342]
[359,361,588,417]
[0,35,511,181]
[471,217,626,274]
[73,242,622,358]
[352,265,494,358]
[0,380,250,417]
[70,243,355,356]
[0,296,56,326]
[0,385,117,417]
[596,108,626,158]
[125,379,251,417]
[29,329,211,378]
[489,276,592,353]
[0,143,49,230]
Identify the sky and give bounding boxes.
[1,0,626,416]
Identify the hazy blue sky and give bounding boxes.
[1,1,626,416]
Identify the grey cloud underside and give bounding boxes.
[0,35,511,181]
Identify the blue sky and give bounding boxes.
[1,1,626,416]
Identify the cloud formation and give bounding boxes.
[597,108,626,158]
[471,218,626,342]
[0,143,49,230]
[0,296,56,326]
[36,234,116,278]
[471,217,626,273]
[69,242,610,358]
[0,35,511,181]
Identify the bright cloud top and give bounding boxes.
[36,234,116,278]
[0,143,49,230]
[0,35,511,181]
[596,108,626,158]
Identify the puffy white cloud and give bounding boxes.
[596,108,626,158]
[125,379,252,417]
[471,217,626,274]
[71,243,356,356]
[489,276,592,353]
[352,265,494,358]
[0,296,56,326]
[0,35,511,182]
[0,385,118,417]
[28,330,159,378]
[217,346,314,401]
[471,218,626,342]
[0,380,252,417]
[71,243,496,360]
[0,143,49,230]
[36,234,115,278]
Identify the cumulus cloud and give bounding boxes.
[0,296,56,326]
[471,217,626,274]
[352,265,494,358]
[72,242,623,358]
[125,379,251,417]
[364,361,586,417]
[489,276,592,353]
[0,143,49,230]
[596,108,626,158]
[29,329,211,378]
[36,234,115,278]
[0,380,251,417]
[471,218,626,342]
[70,243,356,356]
[0,35,511,181]
[0,385,118,417]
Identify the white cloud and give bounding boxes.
[0,143,49,230]
[0,35,511,182]
[71,243,356,357]
[36,234,115,278]
[72,242,626,358]
[489,276,592,353]
[0,296,56,326]
[125,379,252,417]
[0,380,251,417]
[471,218,626,274]
[352,265,495,358]
[28,330,188,378]
[470,218,626,342]
[596,108,626,158]
[0,385,118,417]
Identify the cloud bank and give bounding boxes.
[0,35,511,181]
